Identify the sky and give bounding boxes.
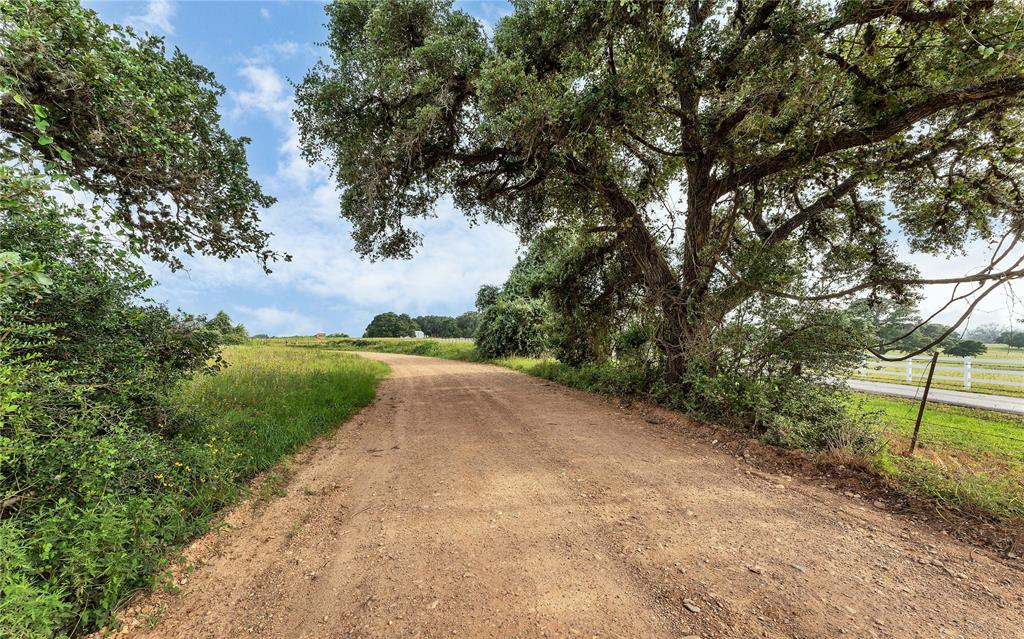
[86,1,1023,337]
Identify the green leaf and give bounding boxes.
[38,135,54,145]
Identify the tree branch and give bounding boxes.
[715,76,1024,196]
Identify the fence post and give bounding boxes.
[905,356,914,383]
[909,352,940,456]
[963,356,972,390]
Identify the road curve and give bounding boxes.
[124,353,1023,639]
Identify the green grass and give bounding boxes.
[853,393,1024,459]
[281,336,481,361]
[178,344,389,476]
[851,393,1024,525]
[975,343,1024,360]
[875,452,1024,524]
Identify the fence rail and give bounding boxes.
[857,355,1024,390]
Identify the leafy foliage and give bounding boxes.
[207,311,250,345]
[965,323,1008,343]
[475,298,549,359]
[363,312,420,338]
[997,330,1024,349]
[412,313,478,338]
[0,0,280,270]
[0,180,230,634]
[944,339,987,357]
[474,285,501,312]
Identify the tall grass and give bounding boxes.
[293,336,482,361]
[178,345,388,476]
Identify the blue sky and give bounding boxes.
[87,1,1022,336]
[87,0,518,337]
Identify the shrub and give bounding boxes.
[475,298,548,358]
[0,180,231,636]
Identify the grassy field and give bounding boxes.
[853,393,1024,459]
[282,336,482,361]
[179,344,389,476]
[311,337,1023,527]
[855,392,1024,524]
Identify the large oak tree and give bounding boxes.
[296,0,1024,383]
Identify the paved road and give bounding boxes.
[848,379,1024,415]
[121,353,1023,639]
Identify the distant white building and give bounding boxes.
[414,330,425,338]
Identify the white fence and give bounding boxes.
[857,356,1024,390]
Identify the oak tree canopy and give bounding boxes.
[296,0,1024,381]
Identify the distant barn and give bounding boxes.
[414,330,425,338]
[315,332,326,339]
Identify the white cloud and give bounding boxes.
[259,8,271,19]
[142,49,521,336]
[127,0,175,35]
[232,305,321,336]
[232,305,319,337]
[905,241,1022,331]
[235,65,292,121]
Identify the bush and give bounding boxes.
[944,339,987,357]
[475,298,548,358]
[0,338,386,637]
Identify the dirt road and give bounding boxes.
[126,353,1023,639]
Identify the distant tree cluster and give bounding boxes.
[997,330,1024,349]
[362,311,479,338]
[965,323,1010,344]
[853,300,995,357]
[413,313,479,338]
[207,311,250,345]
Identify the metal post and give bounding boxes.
[905,356,914,383]
[963,356,972,390]
[909,352,940,455]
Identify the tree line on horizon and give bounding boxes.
[362,310,479,338]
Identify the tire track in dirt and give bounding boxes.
[119,353,1024,639]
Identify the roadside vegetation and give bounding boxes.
[0,3,387,637]
[2,336,385,638]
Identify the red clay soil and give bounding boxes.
[115,353,1023,639]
